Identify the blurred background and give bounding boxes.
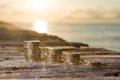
[0,0,120,51]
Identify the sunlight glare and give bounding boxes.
[32,0,51,10]
[33,20,47,33]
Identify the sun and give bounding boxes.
[33,20,47,33]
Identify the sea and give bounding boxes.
[16,23,120,52]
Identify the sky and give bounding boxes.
[0,0,120,24]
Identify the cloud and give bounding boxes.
[58,8,120,24]
[0,0,120,24]
[0,4,8,8]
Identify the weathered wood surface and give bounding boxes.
[0,45,120,80]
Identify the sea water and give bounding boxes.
[16,24,120,52]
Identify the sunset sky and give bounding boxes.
[0,0,120,24]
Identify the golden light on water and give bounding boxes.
[33,20,47,33]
